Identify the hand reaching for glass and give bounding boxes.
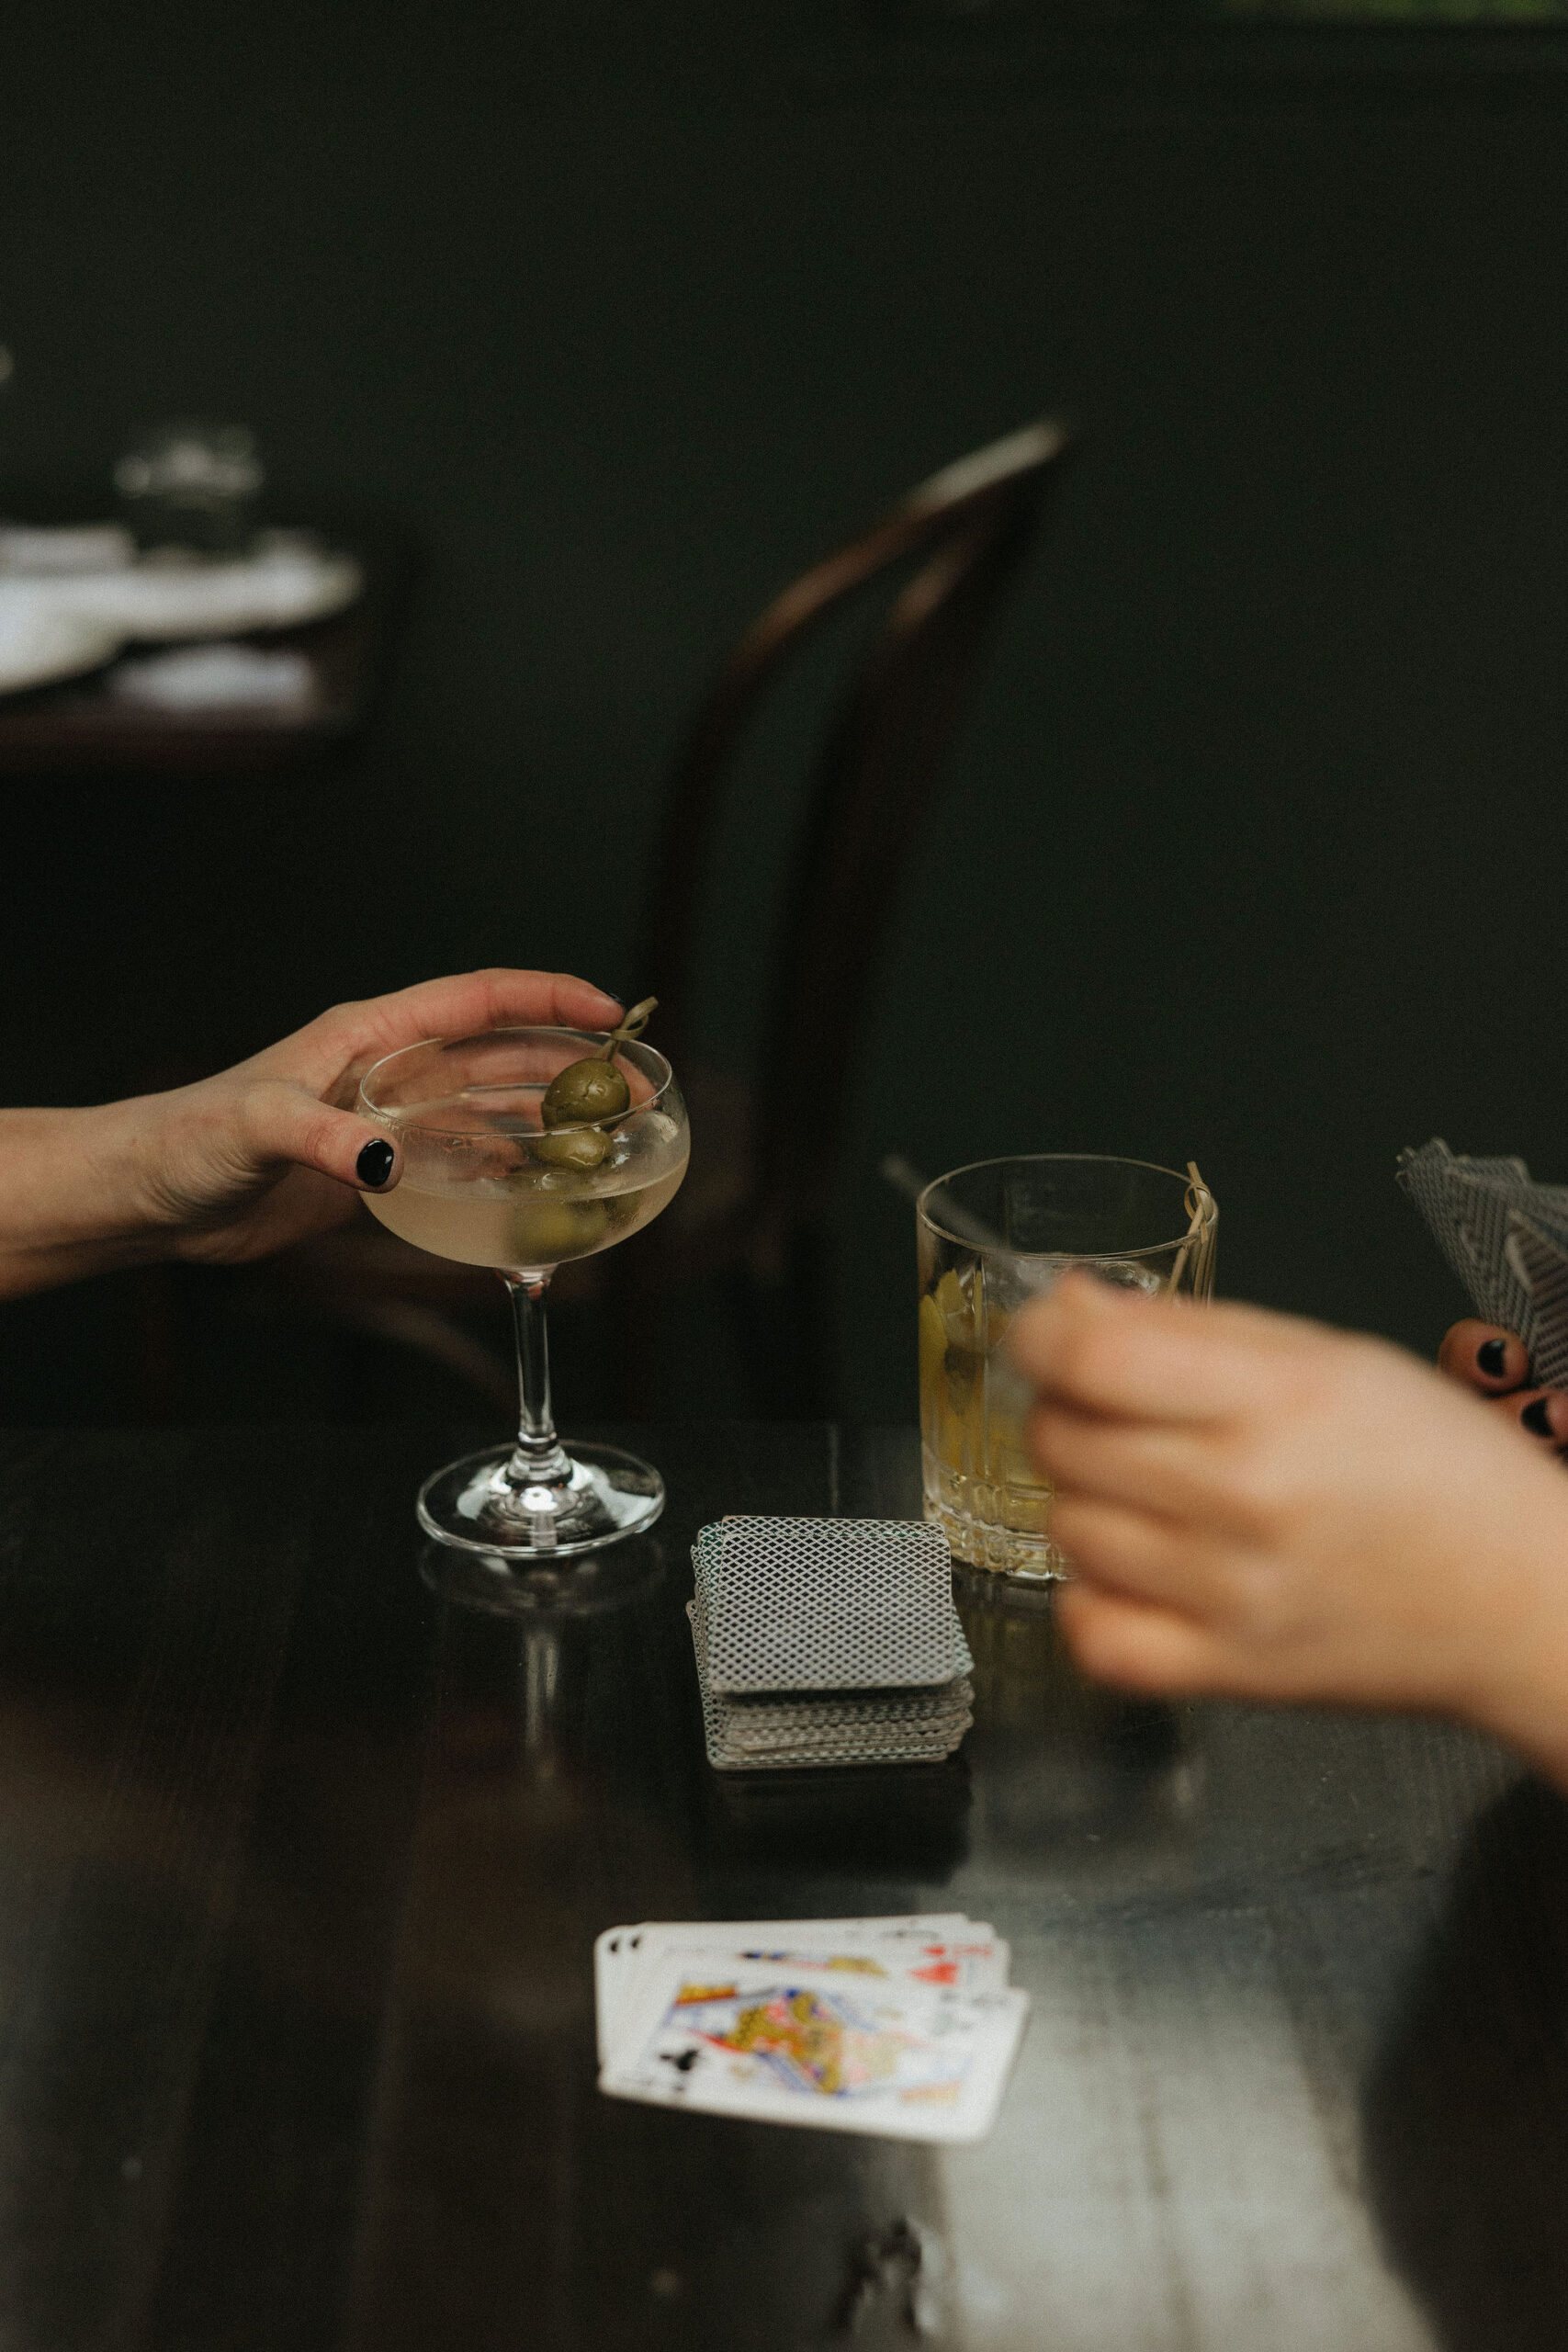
[0,968,622,1298]
[1008,1274,1568,1792]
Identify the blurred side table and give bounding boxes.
[0,547,405,777]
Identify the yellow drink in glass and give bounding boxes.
[917,1156,1216,1582]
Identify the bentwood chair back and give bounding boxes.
[615,418,1074,1413]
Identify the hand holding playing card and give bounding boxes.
[1399,1138,1568,1404]
[1438,1317,1568,1452]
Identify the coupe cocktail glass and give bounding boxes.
[918,1154,1217,1582]
[359,1025,689,1557]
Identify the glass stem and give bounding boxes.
[501,1272,572,1490]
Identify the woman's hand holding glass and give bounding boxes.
[356,1010,688,1555]
[0,968,622,1297]
[1007,1275,1568,1792]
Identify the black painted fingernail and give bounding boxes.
[1523,1396,1554,1438]
[1478,1337,1508,1377]
[356,1138,395,1188]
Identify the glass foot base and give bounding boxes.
[921,1489,1068,1584]
[417,1441,665,1558]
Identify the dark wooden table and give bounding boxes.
[0,1420,1557,2351]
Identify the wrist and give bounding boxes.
[0,1100,175,1296]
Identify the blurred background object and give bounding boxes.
[0,521,130,571]
[4,0,1568,1427]
[0,423,382,769]
[0,525,382,768]
[115,419,264,556]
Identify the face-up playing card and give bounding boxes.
[599,1949,1029,2144]
[592,1916,992,2065]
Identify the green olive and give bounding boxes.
[532,1125,611,1170]
[540,994,657,1130]
[510,1195,610,1264]
[541,1059,630,1128]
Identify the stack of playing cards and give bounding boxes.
[687,1516,973,1771]
[1399,1138,1568,1390]
[595,1915,1029,2143]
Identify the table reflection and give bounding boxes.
[955,1573,1199,1861]
[343,1540,953,2351]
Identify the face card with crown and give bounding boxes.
[600,1948,1028,2143]
[592,1916,998,2065]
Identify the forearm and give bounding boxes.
[0,1103,166,1297]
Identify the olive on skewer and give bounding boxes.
[533,997,658,1169]
[533,1125,613,1171]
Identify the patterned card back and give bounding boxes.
[687,1604,973,1770]
[1398,1139,1568,1381]
[695,1515,971,1693]
[1506,1216,1568,1394]
[690,1598,970,1733]
[683,1514,974,1771]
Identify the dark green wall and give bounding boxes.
[4,4,1568,1418]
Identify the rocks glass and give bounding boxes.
[917,1155,1216,1582]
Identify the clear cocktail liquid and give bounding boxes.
[366,1095,687,1271]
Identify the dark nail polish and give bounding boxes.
[356,1138,395,1188]
[1477,1338,1508,1377]
[1523,1396,1554,1438]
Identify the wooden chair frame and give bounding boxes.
[623,419,1075,1410]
